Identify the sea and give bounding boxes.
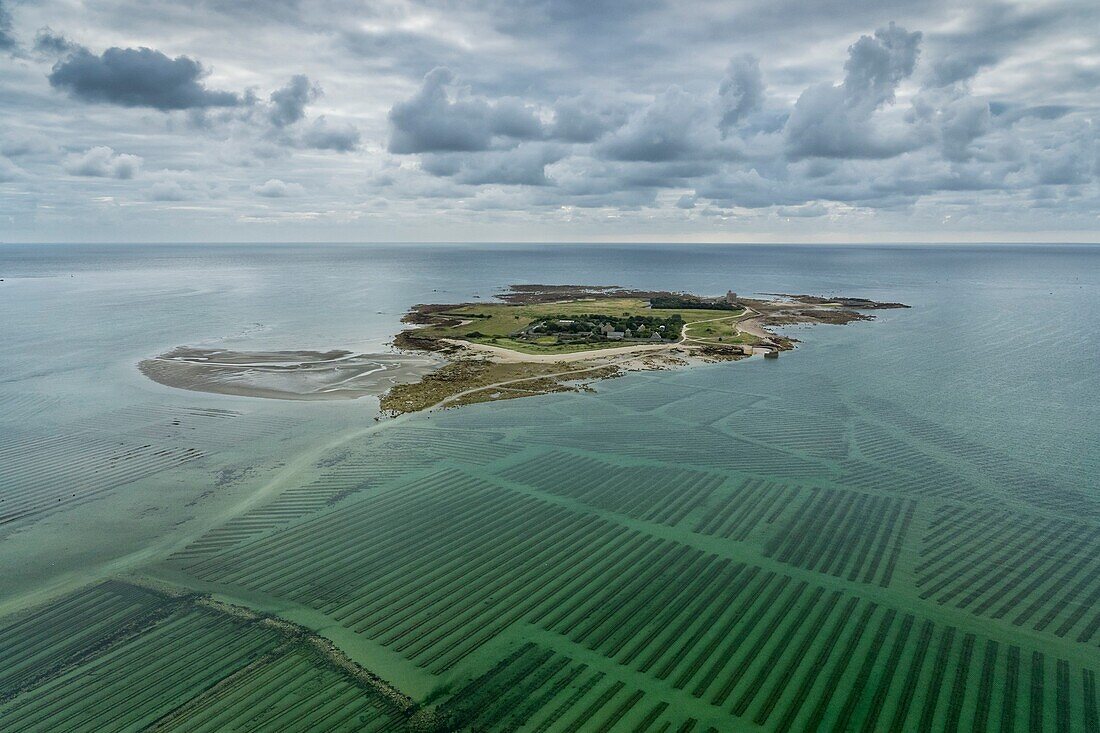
[0,242,1097,731]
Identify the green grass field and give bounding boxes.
[415,298,748,354]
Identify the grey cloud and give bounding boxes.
[924,3,1076,91]
[550,96,627,143]
[33,27,77,57]
[937,96,991,161]
[388,68,544,154]
[421,144,564,186]
[64,146,142,179]
[1,131,56,158]
[300,117,360,152]
[718,55,764,131]
[597,87,722,163]
[0,156,24,182]
[785,23,924,159]
[4,3,1097,239]
[0,1,14,52]
[842,22,921,107]
[1031,127,1095,186]
[49,46,242,110]
[991,104,1075,124]
[149,180,189,201]
[341,28,466,77]
[269,75,319,127]
[926,51,997,88]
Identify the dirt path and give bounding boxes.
[441,338,674,363]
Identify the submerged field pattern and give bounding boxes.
[3,359,1098,732]
[1,243,1098,732]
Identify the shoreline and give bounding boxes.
[130,285,907,414]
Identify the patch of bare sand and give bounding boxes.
[139,347,441,400]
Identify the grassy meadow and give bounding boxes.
[413,298,751,353]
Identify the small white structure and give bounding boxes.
[607,331,624,340]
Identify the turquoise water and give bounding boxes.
[0,243,1097,730]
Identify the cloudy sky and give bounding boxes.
[1,0,1097,243]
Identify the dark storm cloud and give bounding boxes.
[48,46,242,110]
[388,68,543,154]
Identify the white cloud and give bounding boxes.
[64,146,142,179]
[252,178,304,197]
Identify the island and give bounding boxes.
[381,285,909,414]
[136,285,906,411]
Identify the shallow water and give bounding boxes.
[1,243,1097,730]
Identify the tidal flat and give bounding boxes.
[139,347,440,401]
[0,243,1097,732]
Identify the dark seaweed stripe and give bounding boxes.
[1001,646,1021,733]
[1030,552,1099,632]
[1030,652,1044,733]
[797,602,877,733]
[917,626,957,731]
[888,620,935,730]
[709,580,806,706]
[563,681,624,731]
[753,591,842,726]
[830,609,897,732]
[633,701,669,732]
[612,556,728,665]
[1084,669,1099,733]
[846,496,889,582]
[859,614,915,733]
[642,564,753,678]
[731,586,824,716]
[772,597,861,733]
[595,689,642,733]
[529,668,600,733]
[944,633,976,733]
[863,498,904,585]
[685,572,784,696]
[503,659,582,730]
[880,500,916,587]
[1056,659,1070,733]
[972,640,999,733]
